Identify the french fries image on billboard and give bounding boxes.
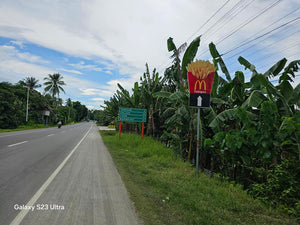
[187,60,216,79]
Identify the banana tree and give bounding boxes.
[155,36,202,160]
[239,57,299,116]
[139,63,165,136]
[167,36,201,91]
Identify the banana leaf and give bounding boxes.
[181,36,201,80]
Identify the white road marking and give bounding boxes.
[10,125,93,225]
[8,141,28,147]
[47,134,54,137]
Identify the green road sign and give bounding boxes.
[118,108,147,122]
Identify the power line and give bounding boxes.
[216,0,283,45]
[256,51,300,71]
[200,0,249,39]
[186,0,231,43]
[209,18,300,71]
[223,23,300,69]
[157,0,233,73]
[198,0,283,56]
[256,48,300,68]
[224,27,300,62]
[202,0,256,42]
[240,36,300,61]
[222,16,300,57]
[223,5,300,59]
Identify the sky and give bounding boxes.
[0,0,299,110]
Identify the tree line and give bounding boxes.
[95,37,300,217]
[0,73,88,128]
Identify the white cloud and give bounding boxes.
[17,52,49,64]
[69,61,103,72]
[0,0,299,106]
[59,68,82,75]
[10,40,24,48]
[91,97,105,101]
[0,45,49,65]
[79,88,112,97]
[104,70,113,75]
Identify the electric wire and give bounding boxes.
[198,0,283,56]
[158,0,252,72]
[223,6,300,58]
[224,24,300,69]
[157,0,233,72]
[158,0,299,78]
[200,0,250,40]
[185,0,231,43]
[224,28,300,62]
[215,0,283,44]
[257,51,300,72]
[210,18,300,71]
[201,0,256,43]
[222,17,300,57]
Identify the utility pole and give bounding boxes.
[26,86,29,123]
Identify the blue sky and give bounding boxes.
[0,0,299,109]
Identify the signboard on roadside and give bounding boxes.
[118,108,147,122]
[186,60,216,177]
[118,108,147,139]
[188,71,214,108]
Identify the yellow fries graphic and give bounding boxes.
[187,60,216,79]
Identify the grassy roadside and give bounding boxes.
[100,130,298,225]
[0,124,57,133]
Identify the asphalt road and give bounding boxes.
[0,123,140,225]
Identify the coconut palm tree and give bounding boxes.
[43,73,66,99]
[19,76,41,122]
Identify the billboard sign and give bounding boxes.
[188,71,214,108]
[118,108,147,122]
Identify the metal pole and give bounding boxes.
[196,108,200,177]
[26,87,29,123]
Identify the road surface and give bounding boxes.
[0,123,140,225]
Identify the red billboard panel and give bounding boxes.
[188,72,215,94]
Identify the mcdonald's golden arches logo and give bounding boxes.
[194,80,206,91]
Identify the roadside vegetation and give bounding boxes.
[0,73,89,130]
[100,130,298,225]
[94,37,300,218]
[0,123,56,133]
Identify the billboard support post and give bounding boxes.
[196,108,200,177]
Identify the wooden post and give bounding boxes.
[141,122,144,139]
[118,121,122,137]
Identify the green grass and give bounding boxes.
[0,124,56,133]
[100,130,298,225]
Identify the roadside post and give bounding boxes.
[118,108,147,139]
[187,60,215,177]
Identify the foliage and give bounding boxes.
[96,37,299,217]
[0,82,24,128]
[101,131,298,225]
[43,73,66,98]
[0,75,88,129]
[248,159,300,218]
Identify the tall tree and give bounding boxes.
[43,73,66,99]
[167,37,187,90]
[66,98,73,121]
[19,76,41,122]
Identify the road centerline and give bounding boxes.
[8,141,28,147]
[10,125,93,225]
